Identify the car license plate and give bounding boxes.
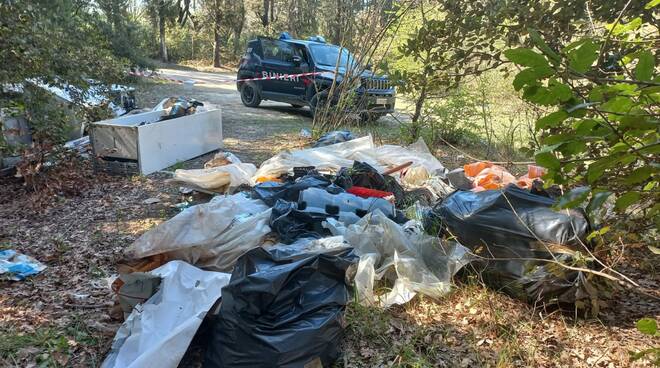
[376,98,388,105]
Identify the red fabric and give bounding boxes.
[347,186,394,199]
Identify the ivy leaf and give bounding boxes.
[635,51,654,81]
[615,192,640,210]
[567,39,599,73]
[535,151,561,170]
[636,318,658,336]
[504,48,550,68]
[536,110,568,129]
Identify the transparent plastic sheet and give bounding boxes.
[253,136,378,181]
[370,138,447,185]
[173,163,257,191]
[125,193,271,272]
[325,211,470,307]
[252,136,446,185]
[102,261,231,368]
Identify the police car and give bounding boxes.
[236,33,396,122]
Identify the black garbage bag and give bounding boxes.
[203,247,357,368]
[160,97,204,120]
[334,161,406,206]
[270,199,332,243]
[312,130,355,147]
[436,185,595,304]
[252,174,343,206]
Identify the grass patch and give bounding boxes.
[0,316,101,367]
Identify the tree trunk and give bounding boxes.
[261,0,270,27]
[412,82,427,123]
[158,2,168,62]
[213,28,221,67]
[213,0,222,67]
[410,81,428,141]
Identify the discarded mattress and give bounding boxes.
[203,247,357,368]
[102,261,231,368]
[435,185,593,304]
[125,193,271,272]
[326,211,469,307]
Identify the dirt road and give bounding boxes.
[146,67,406,164]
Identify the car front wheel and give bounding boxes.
[240,83,261,107]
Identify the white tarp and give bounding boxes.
[125,193,271,272]
[251,135,446,185]
[173,162,256,191]
[326,211,469,307]
[101,261,231,368]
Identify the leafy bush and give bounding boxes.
[505,3,658,235]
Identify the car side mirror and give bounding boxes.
[292,55,302,65]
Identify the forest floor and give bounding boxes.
[1,73,658,367]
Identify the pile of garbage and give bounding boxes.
[102,133,598,368]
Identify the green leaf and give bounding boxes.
[573,119,598,135]
[536,110,568,129]
[587,226,611,241]
[586,191,612,214]
[567,39,599,73]
[601,96,633,114]
[636,318,657,335]
[646,0,660,9]
[587,156,619,183]
[610,18,642,35]
[615,192,640,210]
[557,186,591,209]
[512,67,553,91]
[559,141,587,155]
[528,28,561,64]
[635,51,654,81]
[549,81,572,102]
[535,151,561,170]
[625,166,655,185]
[649,245,660,255]
[504,48,550,68]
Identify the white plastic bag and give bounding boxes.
[101,261,230,368]
[174,162,256,191]
[126,193,271,272]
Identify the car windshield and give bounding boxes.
[309,44,356,68]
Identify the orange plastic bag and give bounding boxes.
[464,161,492,177]
[516,174,535,189]
[473,165,516,190]
[527,165,547,179]
[255,175,282,183]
